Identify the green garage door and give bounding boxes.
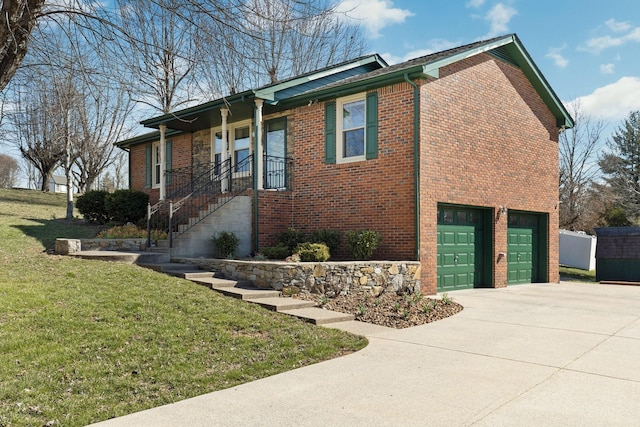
[437,206,485,291]
[507,212,539,284]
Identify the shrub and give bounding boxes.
[211,231,240,259]
[76,190,110,224]
[310,229,342,255]
[295,242,330,262]
[276,228,308,252]
[346,230,382,260]
[105,190,149,225]
[261,243,291,260]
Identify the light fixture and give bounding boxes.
[499,206,507,215]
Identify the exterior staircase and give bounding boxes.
[137,261,355,325]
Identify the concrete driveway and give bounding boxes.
[90,282,640,426]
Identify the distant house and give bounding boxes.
[116,33,573,295]
[39,175,68,193]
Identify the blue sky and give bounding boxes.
[337,0,640,136]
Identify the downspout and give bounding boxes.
[404,73,420,261]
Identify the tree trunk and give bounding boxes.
[0,0,46,92]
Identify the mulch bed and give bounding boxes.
[295,291,463,329]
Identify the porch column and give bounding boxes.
[159,124,166,200]
[221,108,229,193]
[255,99,264,190]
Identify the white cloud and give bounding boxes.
[482,3,517,38]
[605,18,631,33]
[582,21,640,53]
[336,0,414,38]
[600,63,615,74]
[546,46,568,68]
[466,0,485,8]
[569,77,640,121]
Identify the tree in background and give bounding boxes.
[599,110,640,223]
[558,102,604,231]
[0,154,20,188]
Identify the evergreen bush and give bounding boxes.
[211,231,240,259]
[105,190,149,225]
[346,230,382,260]
[76,190,110,224]
[295,242,330,262]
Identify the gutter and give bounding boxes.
[404,73,420,261]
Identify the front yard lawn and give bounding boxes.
[0,189,367,426]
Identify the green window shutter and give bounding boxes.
[324,101,336,164]
[165,139,172,185]
[145,144,152,188]
[365,92,378,160]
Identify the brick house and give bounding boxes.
[116,34,573,295]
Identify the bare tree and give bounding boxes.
[12,79,67,192]
[559,102,604,231]
[0,153,20,188]
[113,0,201,113]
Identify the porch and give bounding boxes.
[147,154,292,256]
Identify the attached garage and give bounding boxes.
[437,205,492,291]
[507,212,548,285]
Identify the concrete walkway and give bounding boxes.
[89,282,640,426]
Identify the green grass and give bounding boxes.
[0,189,367,426]
[559,265,597,282]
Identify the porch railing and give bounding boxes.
[146,154,292,248]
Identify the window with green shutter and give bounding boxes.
[325,91,378,164]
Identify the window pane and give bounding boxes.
[266,120,285,158]
[342,100,365,130]
[235,149,250,172]
[344,129,365,157]
[235,127,250,150]
[443,210,454,223]
[457,211,467,224]
[214,132,223,153]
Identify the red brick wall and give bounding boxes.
[257,191,294,248]
[419,53,560,294]
[127,133,192,205]
[284,82,417,260]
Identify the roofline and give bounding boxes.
[115,129,183,149]
[140,90,255,129]
[254,54,387,102]
[280,34,574,129]
[139,54,388,128]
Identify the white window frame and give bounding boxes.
[152,141,161,189]
[336,93,366,164]
[211,119,253,176]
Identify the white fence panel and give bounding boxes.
[559,229,596,271]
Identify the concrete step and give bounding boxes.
[71,251,169,264]
[191,277,242,288]
[280,307,355,325]
[138,262,200,273]
[211,284,280,300]
[245,296,316,312]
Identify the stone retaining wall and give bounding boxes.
[182,258,421,296]
[55,238,148,254]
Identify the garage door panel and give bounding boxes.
[437,207,485,291]
[507,213,539,285]
[442,231,456,245]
